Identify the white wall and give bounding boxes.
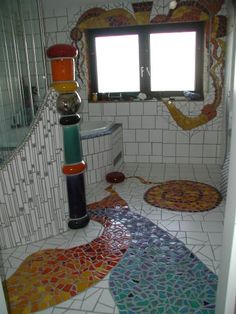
[223,0,236,154]
[42,0,226,165]
[216,1,236,313]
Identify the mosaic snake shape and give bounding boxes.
[162,38,225,130]
[70,1,225,131]
[5,211,131,314]
[108,208,218,314]
[5,181,219,313]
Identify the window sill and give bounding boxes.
[88,96,204,104]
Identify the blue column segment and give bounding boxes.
[66,173,89,229]
[60,113,89,229]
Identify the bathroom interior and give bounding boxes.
[0,0,236,313]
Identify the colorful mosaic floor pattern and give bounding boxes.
[6,213,131,313]
[108,208,217,314]
[144,180,222,212]
[5,183,218,313]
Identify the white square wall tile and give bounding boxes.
[123,130,135,142]
[176,157,190,164]
[130,102,143,115]
[88,139,94,154]
[163,144,176,156]
[56,17,68,29]
[86,155,93,170]
[104,135,111,150]
[156,116,169,129]
[177,132,189,143]
[124,155,137,162]
[203,145,217,158]
[190,131,204,144]
[150,155,163,162]
[56,32,68,43]
[129,116,142,129]
[150,129,163,142]
[152,143,162,155]
[137,155,150,162]
[88,103,102,116]
[136,130,149,142]
[92,155,99,169]
[217,130,224,144]
[115,116,128,129]
[217,144,223,159]
[143,102,157,115]
[163,131,176,143]
[176,144,189,157]
[139,143,151,155]
[99,137,105,151]
[82,140,88,155]
[102,116,114,123]
[44,18,57,32]
[125,143,139,155]
[116,102,130,115]
[94,139,100,154]
[142,116,155,128]
[53,6,68,17]
[203,157,216,164]
[103,102,116,116]
[204,131,218,144]
[189,157,203,164]
[190,144,203,157]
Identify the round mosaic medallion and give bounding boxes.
[144,180,222,212]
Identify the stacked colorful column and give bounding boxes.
[47,44,89,229]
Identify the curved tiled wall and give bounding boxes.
[0,90,69,249]
[0,89,124,249]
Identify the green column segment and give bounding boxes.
[62,125,83,164]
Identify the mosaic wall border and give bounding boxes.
[43,0,227,165]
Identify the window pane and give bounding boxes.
[95,35,140,93]
[150,32,196,91]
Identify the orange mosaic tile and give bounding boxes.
[5,182,149,313]
[87,184,129,210]
[6,209,131,314]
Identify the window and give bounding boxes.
[87,22,204,100]
[95,34,140,93]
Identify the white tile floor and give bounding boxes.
[0,163,225,314]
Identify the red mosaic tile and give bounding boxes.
[6,210,132,314]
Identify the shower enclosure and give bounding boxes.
[0,0,47,165]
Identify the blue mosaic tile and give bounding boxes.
[89,208,218,314]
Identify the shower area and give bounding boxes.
[0,0,47,165]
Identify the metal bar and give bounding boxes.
[36,0,48,91]
[10,12,27,127]
[17,0,35,119]
[28,7,40,107]
[1,14,16,120]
